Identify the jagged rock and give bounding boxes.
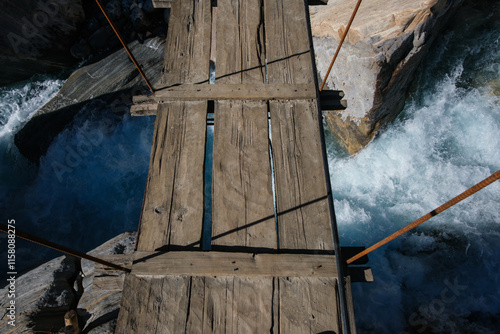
[0,255,80,333]
[0,0,85,86]
[311,0,466,154]
[105,0,124,21]
[131,7,151,33]
[14,37,165,163]
[77,232,136,333]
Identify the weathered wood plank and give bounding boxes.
[270,100,333,251]
[216,0,265,84]
[116,275,191,333]
[185,277,274,333]
[162,0,212,85]
[138,101,207,251]
[136,84,317,102]
[132,252,337,277]
[130,102,158,116]
[264,0,314,84]
[152,0,172,8]
[279,277,340,334]
[212,100,276,249]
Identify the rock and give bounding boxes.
[77,232,136,333]
[88,25,118,51]
[70,39,92,60]
[310,0,466,154]
[0,0,86,86]
[14,37,165,163]
[0,255,80,333]
[105,0,124,21]
[131,7,151,33]
[143,0,157,14]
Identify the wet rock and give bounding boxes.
[15,37,164,163]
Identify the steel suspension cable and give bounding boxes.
[1,223,131,273]
[319,0,363,92]
[95,0,155,95]
[347,169,500,264]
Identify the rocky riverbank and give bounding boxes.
[0,232,136,334]
[311,0,466,154]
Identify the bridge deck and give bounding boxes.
[115,0,357,333]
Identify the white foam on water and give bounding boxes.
[327,9,500,333]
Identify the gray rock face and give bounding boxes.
[0,0,86,86]
[0,232,136,333]
[14,37,165,163]
[77,232,136,333]
[311,0,466,154]
[0,255,80,333]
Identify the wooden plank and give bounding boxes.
[216,0,265,84]
[137,101,207,251]
[345,276,358,334]
[278,277,340,333]
[308,0,328,5]
[270,100,333,251]
[264,0,314,84]
[135,84,317,102]
[152,0,172,8]
[212,100,276,249]
[116,275,191,333]
[130,103,158,116]
[186,276,274,333]
[162,0,212,85]
[131,252,337,277]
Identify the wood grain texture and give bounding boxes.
[270,100,333,251]
[162,0,212,85]
[132,252,337,277]
[264,0,314,84]
[115,275,191,333]
[278,277,340,334]
[216,0,265,84]
[212,100,276,249]
[138,101,207,251]
[135,83,317,101]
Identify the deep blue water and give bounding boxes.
[0,2,499,333]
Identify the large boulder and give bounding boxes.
[77,232,136,333]
[0,0,86,86]
[14,37,165,163]
[0,255,80,333]
[311,0,466,154]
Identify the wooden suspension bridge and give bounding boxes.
[3,0,499,332]
[113,0,369,333]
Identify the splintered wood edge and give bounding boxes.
[130,251,338,278]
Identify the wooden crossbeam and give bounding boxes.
[131,252,338,277]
